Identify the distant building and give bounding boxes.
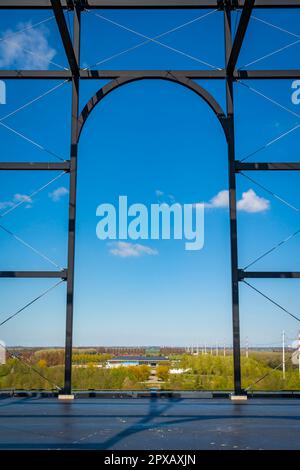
[169,368,191,374]
[107,355,169,368]
[0,341,6,365]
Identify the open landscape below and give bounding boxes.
[0,347,299,392]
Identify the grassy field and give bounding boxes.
[0,349,299,391]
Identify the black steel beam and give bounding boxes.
[87,0,300,6]
[1,0,300,9]
[0,270,67,279]
[239,270,300,279]
[236,162,300,171]
[224,5,243,396]
[0,0,66,7]
[235,70,300,79]
[0,162,70,170]
[63,5,81,396]
[1,70,300,80]
[0,71,72,79]
[0,0,221,9]
[227,0,255,76]
[51,0,79,76]
[80,69,227,79]
[88,0,220,6]
[251,0,300,6]
[0,70,226,80]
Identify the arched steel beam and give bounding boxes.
[77,72,229,142]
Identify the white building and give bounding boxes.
[0,341,6,365]
[107,355,169,368]
[169,368,191,375]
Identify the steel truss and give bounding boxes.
[0,0,300,396]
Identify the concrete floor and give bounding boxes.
[0,397,299,450]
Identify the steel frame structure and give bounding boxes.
[0,0,300,396]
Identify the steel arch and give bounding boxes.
[77,73,229,142]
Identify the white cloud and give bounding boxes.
[0,193,32,210]
[237,189,270,213]
[0,200,14,210]
[109,241,158,258]
[203,188,270,213]
[49,186,69,202]
[0,22,56,69]
[155,190,176,204]
[14,193,33,209]
[204,190,229,209]
[14,193,32,204]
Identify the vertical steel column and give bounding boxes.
[63,5,81,395]
[224,3,242,395]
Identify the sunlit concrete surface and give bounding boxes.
[0,398,299,450]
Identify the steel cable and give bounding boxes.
[242,280,300,323]
[0,16,55,43]
[0,342,61,391]
[0,278,64,391]
[240,122,300,162]
[237,81,300,121]
[0,280,64,328]
[0,121,65,161]
[244,228,300,270]
[1,36,68,70]
[84,10,219,70]
[0,80,70,123]
[237,81,300,162]
[252,15,300,40]
[0,223,63,270]
[0,172,67,218]
[240,172,300,213]
[245,352,294,392]
[239,171,300,268]
[238,15,300,69]
[242,38,300,69]
[92,12,221,70]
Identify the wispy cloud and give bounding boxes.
[0,22,56,69]
[155,190,176,204]
[0,193,33,210]
[155,190,164,198]
[0,201,14,210]
[203,189,270,213]
[14,193,32,204]
[108,241,158,258]
[49,186,69,202]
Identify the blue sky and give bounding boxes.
[0,8,300,348]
